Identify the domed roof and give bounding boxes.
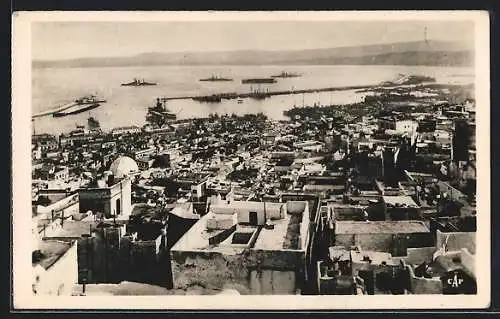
[109,156,138,178]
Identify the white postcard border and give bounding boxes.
[12,10,491,310]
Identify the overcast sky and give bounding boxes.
[32,20,475,61]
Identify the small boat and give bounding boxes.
[237,99,244,104]
[121,78,157,86]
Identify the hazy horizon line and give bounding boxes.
[33,38,471,62]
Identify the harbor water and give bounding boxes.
[32,65,474,135]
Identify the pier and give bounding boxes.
[32,102,77,118]
[163,84,376,102]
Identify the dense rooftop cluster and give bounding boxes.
[31,77,477,296]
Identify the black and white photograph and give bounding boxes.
[12,11,490,309]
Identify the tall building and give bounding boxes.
[382,148,398,187]
[452,119,472,163]
[78,156,136,219]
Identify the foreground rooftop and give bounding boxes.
[172,200,309,254]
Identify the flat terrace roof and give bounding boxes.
[175,172,210,182]
[41,220,97,239]
[253,213,291,250]
[172,203,309,253]
[335,221,430,234]
[350,250,396,266]
[211,200,285,213]
[171,213,239,253]
[382,195,419,208]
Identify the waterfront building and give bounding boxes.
[111,126,142,137]
[378,117,418,135]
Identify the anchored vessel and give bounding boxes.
[271,71,302,78]
[241,78,277,84]
[199,74,233,82]
[146,98,177,126]
[52,95,106,117]
[121,78,157,86]
[87,116,101,130]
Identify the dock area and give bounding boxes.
[163,84,376,102]
[32,102,78,118]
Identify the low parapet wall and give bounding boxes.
[36,194,79,216]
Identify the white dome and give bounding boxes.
[109,156,138,178]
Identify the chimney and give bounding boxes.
[107,174,115,186]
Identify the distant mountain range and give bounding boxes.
[33,40,474,68]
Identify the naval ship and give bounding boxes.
[241,77,277,84]
[146,98,177,126]
[199,74,233,82]
[121,78,157,86]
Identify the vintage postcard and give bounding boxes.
[12,11,490,310]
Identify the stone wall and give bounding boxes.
[77,226,124,284]
[335,232,434,256]
[78,228,168,286]
[393,246,436,266]
[129,237,162,284]
[36,194,79,216]
[170,250,250,292]
[249,269,297,295]
[170,248,305,295]
[335,233,394,252]
[460,248,475,277]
